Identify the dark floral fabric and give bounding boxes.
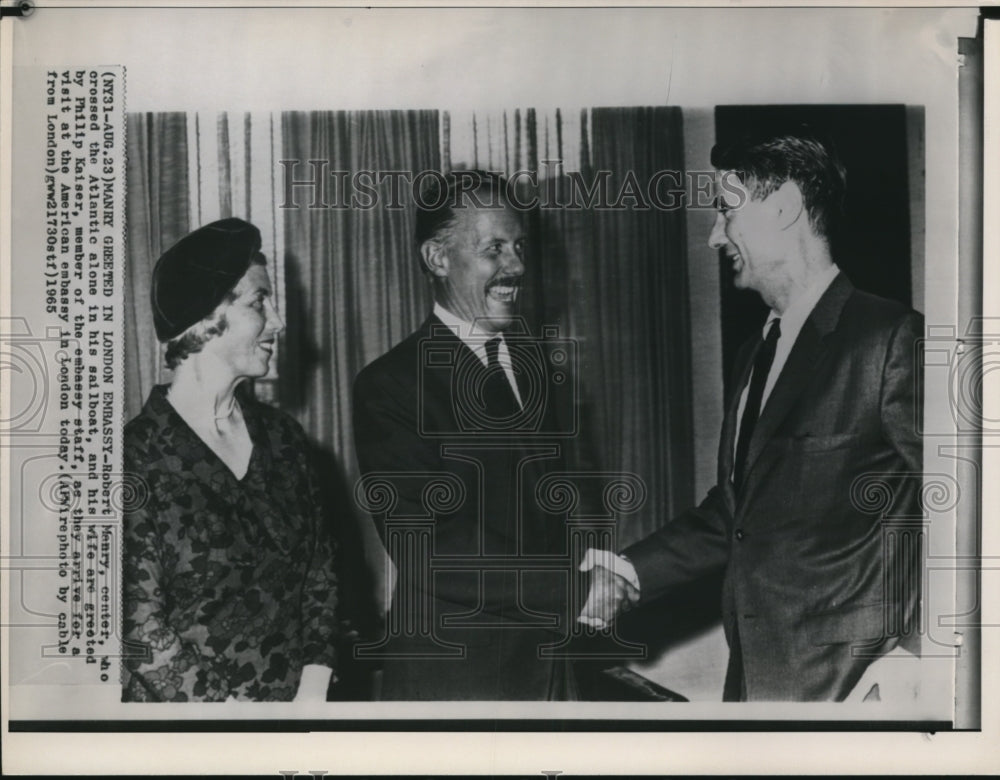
[122,385,337,702]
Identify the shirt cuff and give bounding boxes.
[579,547,640,591]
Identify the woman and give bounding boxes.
[122,218,337,702]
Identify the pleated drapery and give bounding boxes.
[579,107,693,544]
[123,112,189,421]
[124,107,692,583]
[279,110,440,468]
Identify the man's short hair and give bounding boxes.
[711,130,847,238]
[163,253,267,369]
[414,169,512,256]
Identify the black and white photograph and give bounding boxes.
[121,106,928,706]
[1,2,997,775]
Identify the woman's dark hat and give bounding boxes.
[151,218,261,342]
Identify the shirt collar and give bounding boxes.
[764,263,840,338]
[433,302,502,348]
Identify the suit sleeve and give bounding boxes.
[618,334,758,606]
[881,311,923,473]
[353,366,445,524]
[879,310,924,655]
[621,483,732,606]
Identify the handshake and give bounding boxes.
[577,548,642,629]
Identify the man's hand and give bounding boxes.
[578,563,639,629]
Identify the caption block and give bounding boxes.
[40,67,125,681]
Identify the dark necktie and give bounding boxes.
[733,318,781,490]
[483,336,519,421]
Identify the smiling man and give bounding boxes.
[580,131,925,702]
[353,170,582,700]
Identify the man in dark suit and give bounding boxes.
[581,131,924,701]
[353,171,582,700]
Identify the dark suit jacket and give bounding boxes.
[353,315,588,699]
[625,273,923,701]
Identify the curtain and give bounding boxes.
[444,107,693,546]
[581,107,693,545]
[280,111,441,620]
[444,108,587,180]
[124,111,288,415]
[123,112,189,420]
[279,110,439,466]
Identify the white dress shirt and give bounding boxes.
[433,302,523,406]
[732,263,840,462]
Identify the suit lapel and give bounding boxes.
[509,340,531,407]
[419,315,474,432]
[740,272,854,490]
[507,337,554,432]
